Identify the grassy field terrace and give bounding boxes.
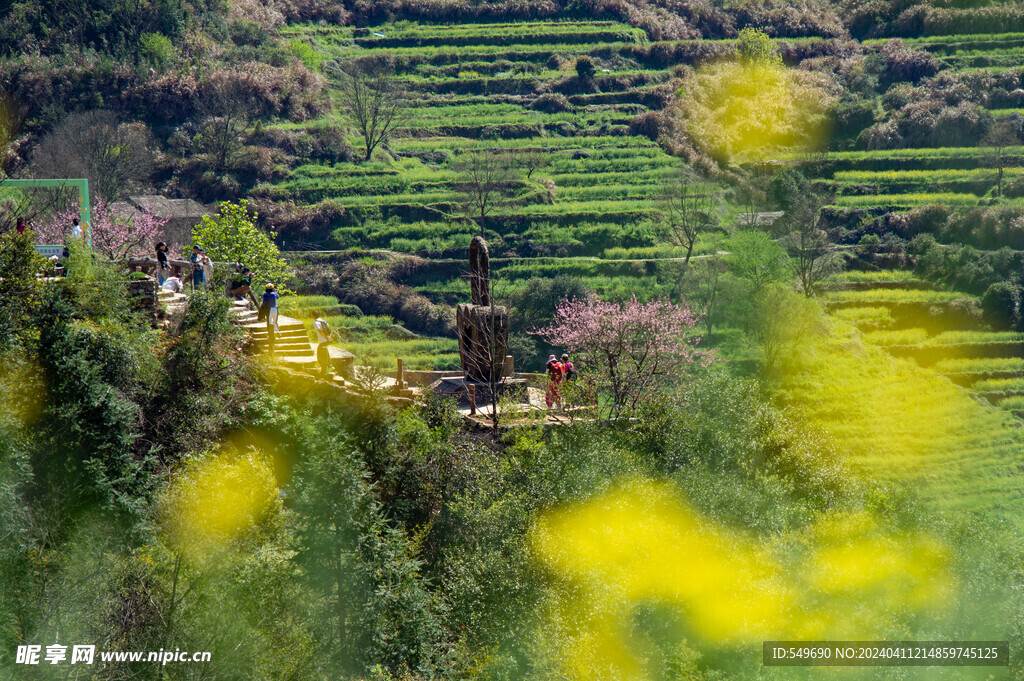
[772,269,1024,531]
[268,22,1024,259]
[794,146,1024,212]
[267,20,725,264]
[824,271,1024,419]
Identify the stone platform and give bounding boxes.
[429,377,529,407]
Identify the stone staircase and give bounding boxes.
[229,300,355,376]
[157,288,189,317]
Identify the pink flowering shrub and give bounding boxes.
[534,293,716,414]
[37,198,168,260]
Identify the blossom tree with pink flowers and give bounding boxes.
[36,198,168,260]
[534,293,716,415]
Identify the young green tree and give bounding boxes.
[726,230,791,297]
[192,200,288,288]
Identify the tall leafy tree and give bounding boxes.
[192,200,288,288]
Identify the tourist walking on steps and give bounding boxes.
[313,317,334,377]
[263,283,281,353]
[190,246,205,291]
[156,242,169,285]
[545,354,564,410]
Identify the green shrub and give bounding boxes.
[288,38,323,70]
[575,55,596,80]
[139,32,175,71]
[981,281,1018,330]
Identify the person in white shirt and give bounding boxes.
[313,317,334,376]
[201,252,213,290]
[161,276,184,293]
[71,218,84,240]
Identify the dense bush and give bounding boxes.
[912,234,1023,296]
[0,0,186,59]
[529,92,573,113]
[876,39,942,85]
[981,282,1019,331]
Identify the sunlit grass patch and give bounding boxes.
[933,357,1024,374]
[996,396,1024,410]
[862,328,930,346]
[972,377,1024,392]
[278,295,342,316]
[832,270,920,283]
[823,289,969,305]
[831,306,895,326]
[929,330,1024,345]
[834,192,982,208]
[862,329,1024,347]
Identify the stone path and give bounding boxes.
[157,288,188,316]
[228,300,355,377]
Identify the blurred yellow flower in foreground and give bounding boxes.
[531,480,955,680]
[161,448,280,562]
[672,30,836,163]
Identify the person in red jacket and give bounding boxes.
[545,354,564,410]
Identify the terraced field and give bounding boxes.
[278,294,461,369]
[778,270,1024,530]
[803,145,1024,211]
[796,32,1024,212]
[827,271,1024,419]
[271,20,719,262]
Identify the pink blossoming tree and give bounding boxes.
[36,198,169,260]
[534,293,716,415]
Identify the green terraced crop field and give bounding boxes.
[267,20,710,270]
[793,271,1024,532]
[274,16,1024,236]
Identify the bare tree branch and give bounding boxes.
[451,150,518,236]
[31,111,155,201]
[657,166,716,270]
[331,58,409,163]
[782,190,843,297]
